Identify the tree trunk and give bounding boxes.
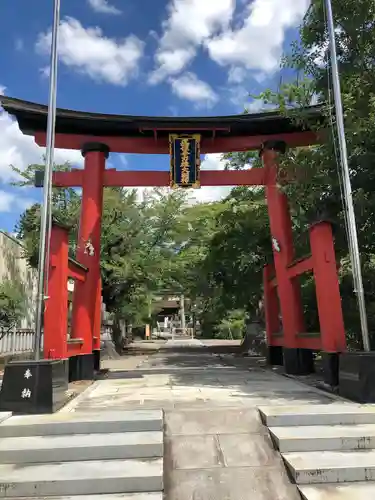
[111,316,123,353]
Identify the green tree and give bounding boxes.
[216,309,248,340]
[0,279,25,339]
[192,187,273,337]
[14,164,219,334]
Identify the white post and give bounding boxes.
[180,294,186,335]
[33,0,61,360]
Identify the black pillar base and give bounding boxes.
[80,353,94,380]
[322,352,340,387]
[69,354,94,382]
[339,352,375,403]
[0,359,68,414]
[93,349,101,372]
[283,348,314,375]
[266,346,284,366]
[69,355,79,382]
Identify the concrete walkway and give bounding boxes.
[62,339,339,499]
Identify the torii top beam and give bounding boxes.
[1,96,324,154]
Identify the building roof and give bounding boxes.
[1,96,325,141]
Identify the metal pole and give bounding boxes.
[325,0,370,351]
[33,0,61,360]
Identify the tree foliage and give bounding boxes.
[0,279,25,339]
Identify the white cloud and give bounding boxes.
[169,72,218,108]
[149,47,196,85]
[36,17,144,86]
[228,67,248,84]
[0,191,35,213]
[206,0,310,75]
[200,153,226,171]
[150,0,235,83]
[134,154,231,206]
[150,0,309,89]
[119,155,128,168]
[0,101,83,184]
[87,0,121,15]
[246,98,275,113]
[15,38,24,51]
[188,153,232,204]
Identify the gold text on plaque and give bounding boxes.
[180,139,190,185]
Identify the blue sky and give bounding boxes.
[0,0,310,232]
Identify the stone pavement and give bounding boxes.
[61,339,340,499]
[64,338,336,413]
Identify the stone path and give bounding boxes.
[64,339,336,413]
[62,339,339,499]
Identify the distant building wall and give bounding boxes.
[0,231,37,329]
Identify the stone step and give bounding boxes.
[283,449,375,484]
[259,404,375,427]
[0,410,163,438]
[299,482,375,499]
[1,495,162,500]
[0,412,11,424]
[0,431,163,464]
[270,424,375,452]
[0,458,163,497]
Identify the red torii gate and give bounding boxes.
[0,97,346,396]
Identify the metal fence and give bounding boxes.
[0,326,114,357]
[0,329,35,356]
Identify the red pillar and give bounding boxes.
[71,142,109,377]
[93,277,102,351]
[262,141,312,374]
[93,277,102,371]
[263,263,284,365]
[263,264,280,343]
[310,221,346,352]
[44,223,69,360]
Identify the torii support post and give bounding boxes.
[262,141,314,375]
[70,142,109,380]
[93,276,102,372]
[44,222,90,359]
[262,218,346,384]
[44,223,69,360]
[0,222,76,414]
[310,221,346,385]
[263,263,283,365]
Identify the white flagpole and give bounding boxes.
[33,0,61,360]
[324,0,370,350]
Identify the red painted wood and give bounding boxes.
[309,222,346,352]
[295,336,322,350]
[268,334,321,350]
[44,225,69,359]
[71,149,105,354]
[35,130,320,154]
[287,256,313,278]
[52,168,267,188]
[268,336,284,347]
[93,277,102,351]
[67,341,85,356]
[263,265,281,345]
[67,260,87,282]
[139,127,231,132]
[264,150,305,349]
[53,170,83,187]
